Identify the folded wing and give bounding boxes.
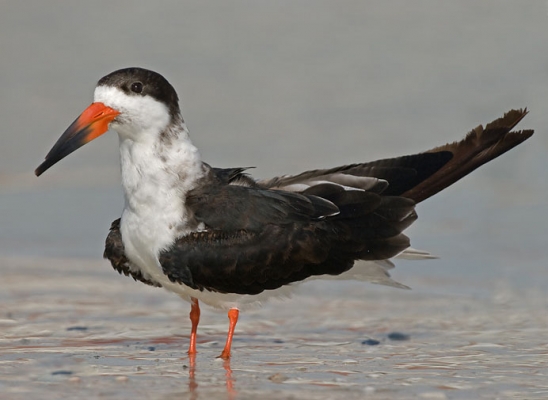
[104,109,533,295]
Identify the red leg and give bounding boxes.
[218,308,239,359]
[188,297,200,355]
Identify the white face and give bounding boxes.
[94,85,171,142]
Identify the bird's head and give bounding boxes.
[35,67,181,176]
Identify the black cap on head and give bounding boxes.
[97,67,182,123]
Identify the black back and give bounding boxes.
[104,109,533,295]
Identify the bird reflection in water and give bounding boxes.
[187,353,236,399]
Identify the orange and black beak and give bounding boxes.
[35,102,120,176]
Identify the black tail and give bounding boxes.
[366,109,533,203]
[260,108,533,204]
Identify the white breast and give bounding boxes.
[117,126,205,290]
[96,84,262,308]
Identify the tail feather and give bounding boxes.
[401,108,533,202]
[260,109,533,204]
[264,108,532,267]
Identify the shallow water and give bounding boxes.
[1,1,548,399]
[1,257,547,399]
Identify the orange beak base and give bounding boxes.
[35,102,120,176]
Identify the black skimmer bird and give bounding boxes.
[35,67,533,359]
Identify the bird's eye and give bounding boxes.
[130,82,143,94]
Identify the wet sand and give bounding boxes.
[1,256,546,399]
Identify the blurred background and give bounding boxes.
[1,1,547,398]
[1,1,546,291]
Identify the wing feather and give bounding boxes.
[258,109,533,203]
[103,109,532,295]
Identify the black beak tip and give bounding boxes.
[35,160,51,177]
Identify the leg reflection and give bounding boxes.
[224,358,236,398]
[188,352,198,396]
[185,354,237,399]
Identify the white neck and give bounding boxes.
[117,123,205,277]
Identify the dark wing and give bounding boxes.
[259,109,533,203]
[155,169,416,295]
[210,165,257,187]
[104,109,532,295]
